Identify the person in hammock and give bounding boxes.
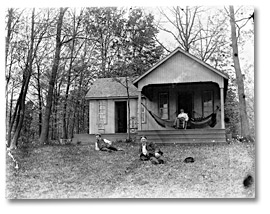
[95,133,124,152]
[139,136,165,164]
[173,108,189,129]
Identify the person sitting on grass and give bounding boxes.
[139,136,165,164]
[95,133,124,152]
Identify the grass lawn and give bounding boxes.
[6,140,255,199]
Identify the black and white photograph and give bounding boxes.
[4,4,256,200]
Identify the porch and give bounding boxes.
[72,129,226,144]
[138,82,225,131]
[137,129,226,144]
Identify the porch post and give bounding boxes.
[137,90,142,131]
[220,87,225,129]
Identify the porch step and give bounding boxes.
[72,133,137,144]
[137,129,225,135]
[137,129,226,144]
[72,129,226,144]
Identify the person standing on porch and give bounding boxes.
[95,134,124,152]
[173,109,189,129]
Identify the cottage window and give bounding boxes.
[159,93,169,120]
[98,100,107,124]
[203,91,213,117]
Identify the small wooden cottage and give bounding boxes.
[85,47,229,143]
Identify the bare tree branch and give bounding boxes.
[153,34,171,53]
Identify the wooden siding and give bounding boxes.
[89,98,138,134]
[137,52,224,91]
[89,100,97,134]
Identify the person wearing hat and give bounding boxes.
[95,133,124,152]
[139,136,165,164]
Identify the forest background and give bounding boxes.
[3,5,254,148]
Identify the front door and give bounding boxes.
[178,92,193,118]
[115,101,127,133]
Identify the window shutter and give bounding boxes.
[97,100,108,125]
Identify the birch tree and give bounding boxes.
[228,5,252,140]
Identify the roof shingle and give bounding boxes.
[85,77,139,100]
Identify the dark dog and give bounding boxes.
[184,157,195,163]
[243,175,254,188]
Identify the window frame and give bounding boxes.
[97,100,107,125]
[202,90,214,117]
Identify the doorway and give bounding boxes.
[115,101,127,133]
[178,92,193,118]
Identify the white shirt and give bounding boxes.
[95,142,100,151]
[142,145,147,155]
[177,112,189,121]
[104,139,112,145]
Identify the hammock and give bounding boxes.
[145,108,175,128]
[142,103,218,129]
[190,113,217,128]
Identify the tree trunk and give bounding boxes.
[5,8,14,69]
[39,8,67,144]
[9,9,35,149]
[76,107,80,134]
[53,87,57,140]
[70,69,84,138]
[81,98,88,133]
[11,103,25,148]
[229,6,251,139]
[185,6,189,52]
[7,82,15,147]
[70,106,77,139]
[62,30,76,139]
[36,62,43,137]
[101,42,106,77]
[7,89,22,147]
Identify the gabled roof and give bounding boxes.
[85,77,139,100]
[133,47,229,85]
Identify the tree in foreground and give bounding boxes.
[228,5,253,141]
